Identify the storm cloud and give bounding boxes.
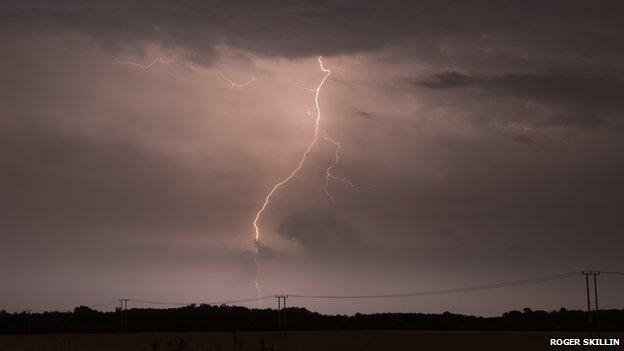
[1,1,623,316]
[416,70,624,127]
[3,1,624,65]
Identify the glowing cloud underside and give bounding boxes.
[115,55,363,304]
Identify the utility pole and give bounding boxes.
[582,271,600,337]
[282,295,288,333]
[118,299,129,332]
[275,295,281,331]
[584,273,593,338]
[119,299,124,332]
[274,295,289,333]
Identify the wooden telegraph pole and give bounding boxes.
[581,271,600,337]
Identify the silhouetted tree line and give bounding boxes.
[1,306,623,334]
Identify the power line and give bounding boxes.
[289,272,580,299]
[127,299,187,306]
[600,271,624,276]
[128,295,275,307]
[18,270,624,313]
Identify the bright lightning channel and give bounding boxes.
[251,57,331,302]
[251,56,369,303]
[252,56,331,244]
[253,57,331,244]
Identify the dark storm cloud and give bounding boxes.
[418,71,475,89]
[2,1,624,65]
[416,70,624,127]
[418,71,624,111]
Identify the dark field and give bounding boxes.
[1,331,622,351]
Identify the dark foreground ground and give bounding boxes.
[1,331,623,351]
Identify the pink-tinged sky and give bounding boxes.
[1,1,623,315]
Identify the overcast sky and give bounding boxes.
[1,1,623,316]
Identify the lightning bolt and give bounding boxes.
[323,134,379,201]
[115,58,255,91]
[114,54,366,305]
[216,69,256,90]
[251,57,371,303]
[508,123,532,131]
[251,57,331,302]
[322,135,342,202]
[253,56,331,242]
[115,57,174,69]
